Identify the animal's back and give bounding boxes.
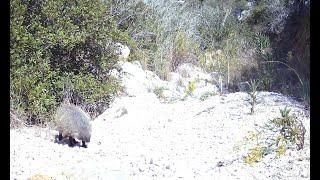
[54,104,92,145]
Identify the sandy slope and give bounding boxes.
[11,62,310,179]
[10,91,309,180]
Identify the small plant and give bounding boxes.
[177,78,184,87]
[276,135,286,157]
[29,173,54,180]
[280,106,291,119]
[154,86,166,100]
[255,32,270,53]
[199,92,217,101]
[237,129,282,165]
[273,107,294,129]
[238,106,307,166]
[185,81,196,96]
[247,79,260,115]
[272,107,306,150]
[287,51,293,61]
[233,131,260,153]
[244,146,263,165]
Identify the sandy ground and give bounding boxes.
[10,92,310,180]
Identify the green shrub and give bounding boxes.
[272,107,306,150]
[247,79,260,115]
[185,81,196,96]
[199,92,217,101]
[197,8,260,88]
[171,30,188,71]
[237,106,306,165]
[105,0,163,68]
[154,86,166,100]
[244,146,263,165]
[254,32,270,53]
[10,0,128,124]
[276,135,287,157]
[246,3,270,27]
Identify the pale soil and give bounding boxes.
[10,92,310,180]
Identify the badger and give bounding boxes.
[54,104,92,148]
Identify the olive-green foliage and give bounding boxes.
[276,134,287,156]
[301,80,310,106]
[197,2,260,86]
[244,146,263,165]
[106,1,200,80]
[10,0,129,124]
[199,92,217,101]
[237,107,306,165]
[171,29,193,71]
[247,79,260,115]
[245,3,270,28]
[254,32,270,52]
[234,131,267,165]
[197,1,239,49]
[105,0,161,67]
[240,107,305,162]
[272,107,306,150]
[244,0,309,104]
[154,86,165,100]
[185,81,196,96]
[279,106,291,119]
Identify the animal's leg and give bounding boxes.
[58,132,63,141]
[68,136,77,147]
[82,141,87,148]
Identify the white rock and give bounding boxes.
[110,69,120,79]
[132,60,142,69]
[115,43,130,60]
[168,72,182,85]
[192,84,219,99]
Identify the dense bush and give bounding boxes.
[10,0,132,125]
[11,0,309,127]
[271,2,310,102]
[196,0,259,87]
[238,0,310,103]
[105,0,309,103]
[199,0,309,102]
[104,0,159,68]
[105,0,201,79]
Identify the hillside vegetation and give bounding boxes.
[10,0,309,125]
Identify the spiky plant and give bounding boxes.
[247,79,260,115]
[272,107,306,150]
